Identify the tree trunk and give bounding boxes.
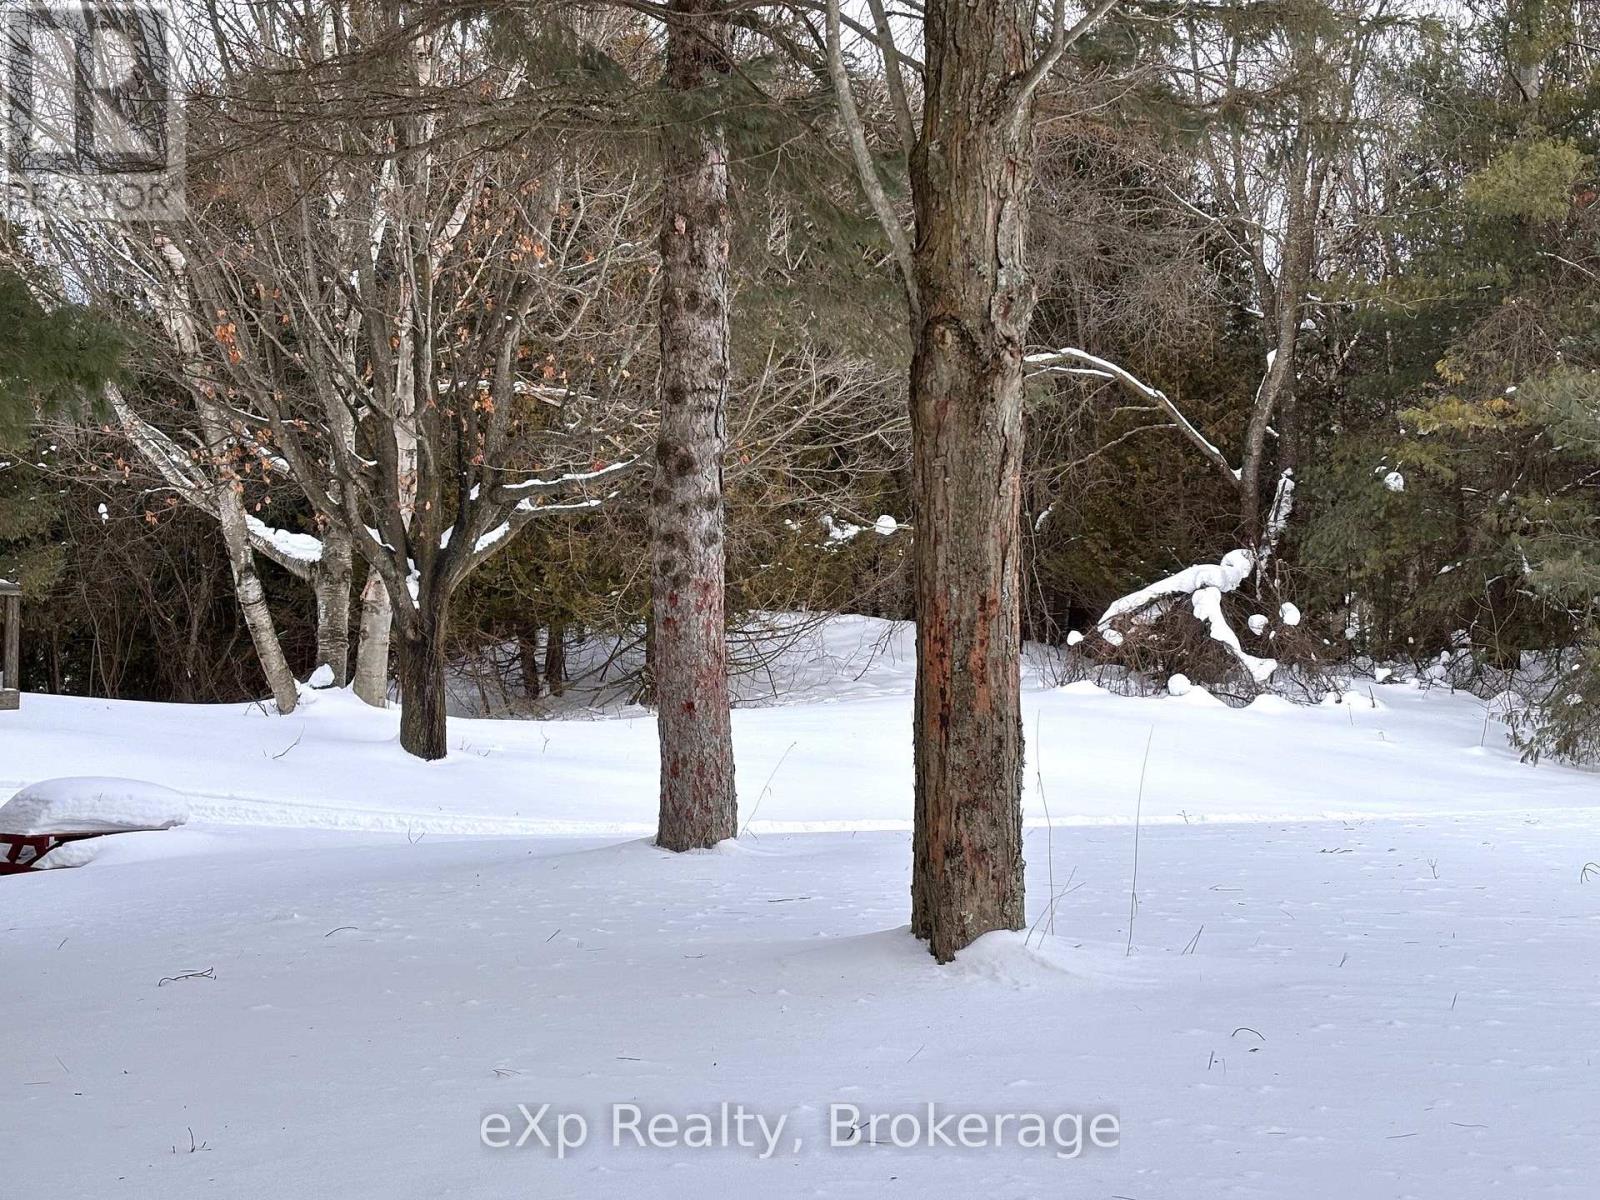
[544,622,567,697]
[906,0,1034,961]
[356,330,419,710]
[652,0,737,853]
[1237,351,1291,546]
[203,417,299,714]
[1241,123,1316,547]
[312,523,353,686]
[397,597,449,760]
[353,572,392,706]
[225,530,298,712]
[519,629,543,699]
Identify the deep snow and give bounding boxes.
[2,618,1594,836]
[2,616,1598,1198]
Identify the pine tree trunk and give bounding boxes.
[652,0,737,852]
[353,572,392,706]
[397,598,449,761]
[906,0,1034,961]
[312,524,353,686]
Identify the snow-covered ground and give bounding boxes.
[4,618,1595,835]
[3,616,1598,1198]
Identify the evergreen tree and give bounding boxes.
[1300,0,1600,758]
[0,267,123,589]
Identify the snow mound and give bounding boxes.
[32,838,106,869]
[1057,680,1105,696]
[1169,685,1225,707]
[0,777,191,836]
[1245,693,1298,713]
[945,931,1078,987]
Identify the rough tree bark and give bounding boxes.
[397,592,450,761]
[906,0,1039,961]
[518,629,543,699]
[544,623,567,697]
[652,0,737,851]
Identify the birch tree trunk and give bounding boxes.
[312,522,353,686]
[139,242,300,714]
[907,0,1035,961]
[353,296,417,712]
[201,412,300,714]
[353,574,393,706]
[652,0,737,852]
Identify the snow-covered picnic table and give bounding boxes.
[0,777,188,872]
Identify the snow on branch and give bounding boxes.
[1097,549,1258,635]
[105,382,207,500]
[106,383,323,577]
[444,461,638,580]
[511,494,605,520]
[1026,347,1239,485]
[457,495,612,575]
[1191,586,1277,684]
[244,516,324,566]
[492,457,638,500]
[1094,547,1279,684]
[440,378,588,408]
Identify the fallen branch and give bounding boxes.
[157,967,216,987]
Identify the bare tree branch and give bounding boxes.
[823,0,919,318]
[1027,346,1239,484]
